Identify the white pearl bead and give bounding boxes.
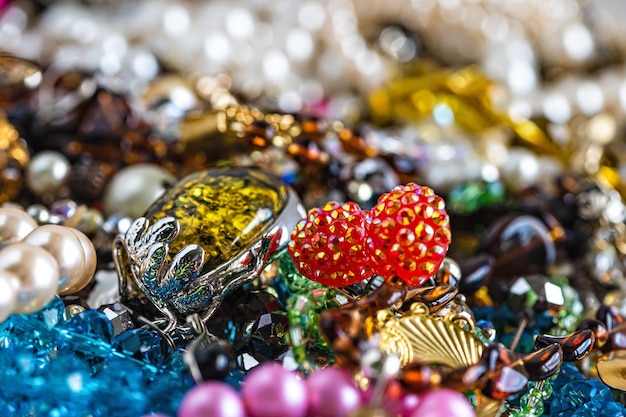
[0,270,20,322]
[103,164,176,218]
[26,151,71,197]
[0,207,38,246]
[23,225,87,296]
[0,243,59,314]
[65,228,97,294]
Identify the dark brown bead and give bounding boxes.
[244,120,274,148]
[399,362,439,393]
[68,158,114,202]
[535,330,595,362]
[518,343,562,380]
[0,55,42,103]
[478,344,529,399]
[481,366,528,400]
[480,214,556,277]
[351,277,407,313]
[403,285,458,313]
[576,318,608,350]
[459,254,495,293]
[596,305,626,352]
[297,115,328,141]
[319,308,363,368]
[441,363,486,392]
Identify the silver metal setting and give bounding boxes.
[113,187,305,333]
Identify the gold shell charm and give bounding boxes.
[378,303,503,417]
[113,167,305,333]
[597,350,626,390]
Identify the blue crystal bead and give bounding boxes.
[572,401,626,417]
[92,356,149,416]
[112,328,172,368]
[57,310,114,360]
[548,363,626,417]
[12,296,66,331]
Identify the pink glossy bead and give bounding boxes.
[409,389,475,417]
[382,381,420,417]
[178,382,245,417]
[242,363,309,417]
[307,367,362,417]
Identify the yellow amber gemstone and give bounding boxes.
[144,167,287,270]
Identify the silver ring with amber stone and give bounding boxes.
[113,167,305,334]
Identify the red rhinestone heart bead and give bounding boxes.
[366,183,451,286]
[288,201,372,287]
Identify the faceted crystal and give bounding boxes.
[144,167,288,271]
[112,328,172,368]
[98,303,135,336]
[58,310,114,358]
[249,311,289,361]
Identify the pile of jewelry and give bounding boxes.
[3,1,626,416]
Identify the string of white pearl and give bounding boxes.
[0,0,396,118]
[0,207,97,322]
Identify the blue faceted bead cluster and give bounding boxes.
[0,296,192,417]
[546,363,626,417]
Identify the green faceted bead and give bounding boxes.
[541,383,553,400]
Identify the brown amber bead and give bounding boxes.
[480,215,555,277]
[478,344,529,399]
[319,308,363,368]
[0,56,42,103]
[399,362,439,393]
[534,330,595,362]
[518,343,562,381]
[244,120,274,148]
[403,285,458,313]
[596,305,626,352]
[459,254,494,293]
[441,364,487,392]
[576,318,608,349]
[297,115,328,141]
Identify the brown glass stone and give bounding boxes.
[480,214,555,277]
[441,363,487,392]
[459,254,495,293]
[297,115,328,142]
[576,318,608,349]
[478,344,529,399]
[518,343,562,381]
[596,305,626,352]
[68,158,114,202]
[0,55,42,103]
[535,330,595,362]
[403,285,458,313]
[319,279,412,368]
[399,362,439,393]
[319,308,363,368]
[244,120,274,148]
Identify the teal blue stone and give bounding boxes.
[112,329,171,368]
[549,364,615,417]
[11,296,66,331]
[571,401,626,417]
[224,368,246,390]
[93,357,149,416]
[551,363,583,390]
[0,396,32,417]
[58,310,114,358]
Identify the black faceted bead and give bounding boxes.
[194,343,231,381]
